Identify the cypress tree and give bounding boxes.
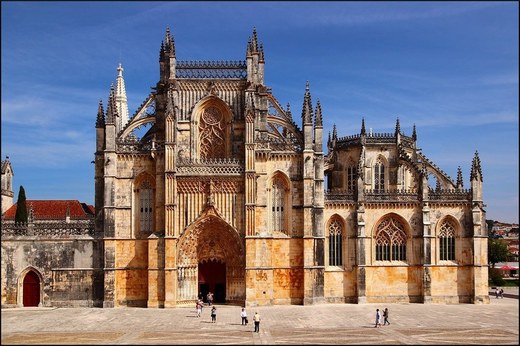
[14,185,28,224]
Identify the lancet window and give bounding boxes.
[138,180,153,235]
[439,219,456,261]
[375,217,406,261]
[328,218,343,266]
[271,175,288,234]
[374,157,385,192]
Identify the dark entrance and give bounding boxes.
[23,271,40,307]
[198,259,226,303]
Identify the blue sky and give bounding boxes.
[1,1,518,223]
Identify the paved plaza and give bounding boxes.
[2,291,518,345]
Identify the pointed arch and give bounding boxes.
[437,215,460,262]
[267,170,292,236]
[398,163,416,191]
[133,172,156,238]
[373,213,408,262]
[176,206,245,303]
[191,96,233,161]
[18,266,43,307]
[373,155,388,192]
[345,156,357,192]
[327,214,345,267]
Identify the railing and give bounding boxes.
[176,60,247,79]
[1,220,94,237]
[365,189,418,202]
[177,158,244,176]
[324,190,355,202]
[429,189,472,201]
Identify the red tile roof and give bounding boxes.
[2,200,94,220]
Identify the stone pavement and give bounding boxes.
[2,293,518,345]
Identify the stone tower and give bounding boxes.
[1,156,14,214]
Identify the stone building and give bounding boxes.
[1,200,97,307]
[1,27,489,308]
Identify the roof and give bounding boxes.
[2,200,95,220]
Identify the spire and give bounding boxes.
[165,26,175,55]
[435,178,441,191]
[361,117,366,136]
[301,81,313,124]
[412,123,417,141]
[246,36,252,56]
[159,41,165,61]
[332,123,337,141]
[286,103,292,120]
[470,150,483,182]
[395,117,401,136]
[105,83,118,124]
[327,131,331,148]
[96,99,105,128]
[115,63,129,130]
[456,166,463,188]
[259,43,265,62]
[314,99,322,128]
[252,27,259,53]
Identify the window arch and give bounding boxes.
[439,218,456,261]
[374,157,385,192]
[193,98,233,161]
[398,164,414,190]
[199,106,226,160]
[134,174,155,238]
[328,218,343,266]
[270,173,290,235]
[375,216,407,261]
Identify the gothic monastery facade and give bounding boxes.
[1,28,489,308]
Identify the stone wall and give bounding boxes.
[1,223,102,307]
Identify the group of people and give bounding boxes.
[197,301,393,330]
[194,303,261,332]
[239,308,261,332]
[374,308,390,327]
[495,287,505,299]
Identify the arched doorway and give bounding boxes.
[23,271,40,307]
[177,205,245,305]
[198,259,226,303]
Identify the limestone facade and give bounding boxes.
[1,27,489,308]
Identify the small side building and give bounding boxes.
[1,200,102,307]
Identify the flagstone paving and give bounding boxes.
[2,293,518,345]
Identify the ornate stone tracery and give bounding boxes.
[175,206,245,303]
[199,106,226,159]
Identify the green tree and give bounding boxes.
[14,185,28,224]
[486,219,494,235]
[488,238,510,268]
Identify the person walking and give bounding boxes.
[211,306,217,323]
[253,311,261,332]
[375,308,382,328]
[196,300,202,318]
[500,288,504,298]
[240,307,248,325]
[383,308,390,325]
[207,292,214,306]
[495,287,499,299]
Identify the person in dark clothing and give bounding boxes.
[383,308,390,325]
[211,306,217,323]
